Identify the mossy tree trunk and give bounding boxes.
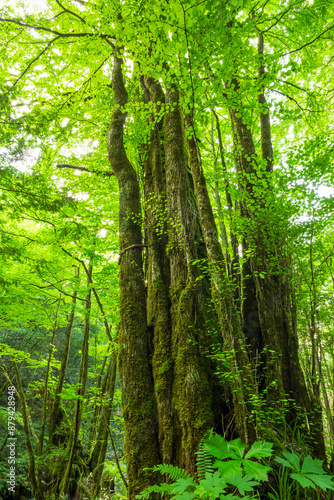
[185,114,257,446]
[228,80,326,457]
[107,47,160,500]
[164,86,215,474]
[141,76,174,465]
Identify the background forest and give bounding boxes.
[1,0,334,499]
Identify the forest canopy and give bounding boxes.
[1,0,334,499]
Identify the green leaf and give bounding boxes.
[301,455,325,475]
[204,434,231,459]
[276,452,300,471]
[196,471,227,498]
[304,474,334,491]
[291,473,317,490]
[171,477,197,494]
[214,459,242,477]
[243,460,271,481]
[229,438,246,459]
[172,492,196,500]
[245,440,273,459]
[226,472,259,496]
[275,457,294,469]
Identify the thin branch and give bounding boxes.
[28,282,86,302]
[60,247,113,342]
[281,79,312,94]
[103,412,128,489]
[1,29,24,48]
[0,18,92,37]
[1,36,61,99]
[261,8,292,33]
[57,54,113,110]
[185,0,207,12]
[0,230,36,243]
[276,89,304,107]
[281,24,334,57]
[55,0,87,24]
[118,244,148,264]
[265,31,290,49]
[57,164,114,176]
[273,89,325,113]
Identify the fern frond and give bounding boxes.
[136,483,173,499]
[152,464,192,481]
[196,429,215,481]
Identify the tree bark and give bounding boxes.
[164,85,214,474]
[141,76,174,465]
[185,114,257,445]
[107,46,160,499]
[228,83,326,456]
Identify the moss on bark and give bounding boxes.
[107,49,160,499]
[164,86,215,474]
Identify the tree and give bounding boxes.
[1,0,334,497]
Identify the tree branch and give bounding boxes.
[118,244,148,264]
[273,90,325,112]
[281,24,334,57]
[28,282,86,302]
[57,164,114,176]
[1,36,61,99]
[54,0,87,24]
[60,247,113,342]
[0,18,92,37]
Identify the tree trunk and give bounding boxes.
[13,363,44,500]
[49,287,77,447]
[185,114,257,445]
[141,76,174,465]
[90,352,117,499]
[164,85,214,474]
[228,85,326,457]
[60,266,92,496]
[107,47,160,499]
[258,32,274,174]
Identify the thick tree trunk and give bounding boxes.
[141,76,174,465]
[228,88,326,456]
[107,47,160,499]
[164,86,214,474]
[185,114,257,445]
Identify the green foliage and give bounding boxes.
[137,433,271,499]
[1,0,334,497]
[137,433,334,500]
[275,452,334,492]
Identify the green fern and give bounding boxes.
[196,429,215,481]
[151,463,192,481]
[135,483,173,499]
